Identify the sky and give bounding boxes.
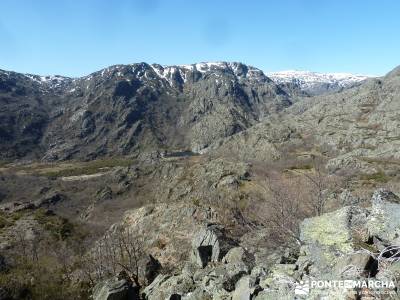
[0,0,399,77]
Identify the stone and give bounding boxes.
[0,255,7,273]
[181,288,212,300]
[339,189,360,206]
[299,206,368,278]
[144,254,161,284]
[191,224,235,268]
[333,252,372,278]
[96,186,113,201]
[254,290,294,300]
[0,287,9,300]
[142,274,194,300]
[232,275,251,300]
[92,276,139,300]
[34,192,65,208]
[222,247,254,268]
[367,189,400,243]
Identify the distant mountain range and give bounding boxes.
[267,70,371,95]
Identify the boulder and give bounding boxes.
[222,247,254,268]
[232,275,252,300]
[92,275,139,300]
[142,274,194,300]
[191,224,235,268]
[299,205,368,278]
[367,189,400,244]
[333,252,372,278]
[144,254,161,284]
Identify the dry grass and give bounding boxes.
[9,157,136,178]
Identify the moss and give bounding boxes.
[301,208,353,253]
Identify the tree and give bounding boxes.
[290,156,333,216]
[85,226,144,287]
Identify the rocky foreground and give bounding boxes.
[92,189,400,300]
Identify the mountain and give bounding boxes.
[267,70,371,95]
[0,62,291,160]
[209,66,400,177]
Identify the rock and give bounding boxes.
[34,192,65,208]
[144,254,161,284]
[376,261,400,282]
[181,288,212,300]
[338,189,360,206]
[0,287,9,300]
[333,252,372,278]
[254,290,294,300]
[96,186,113,201]
[217,175,239,189]
[222,247,254,268]
[0,255,8,273]
[232,275,252,300]
[142,274,194,300]
[0,201,34,213]
[299,206,369,278]
[189,259,249,297]
[92,275,139,300]
[259,264,298,290]
[118,201,232,272]
[191,224,236,268]
[367,189,400,243]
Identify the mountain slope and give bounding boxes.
[209,66,400,176]
[0,62,291,161]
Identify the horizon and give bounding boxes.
[1,0,399,77]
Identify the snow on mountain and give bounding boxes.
[267,70,372,94]
[150,62,268,84]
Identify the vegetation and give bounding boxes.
[0,160,9,168]
[0,211,22,231]
[37,157,136,178]
[33,209,80,241]
[0,216,91,300]
[360,171,391,183]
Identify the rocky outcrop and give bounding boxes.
[93,272,140,300]
[133,189,400,299]
[191,224,236,268]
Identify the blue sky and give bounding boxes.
[1,0,399,77]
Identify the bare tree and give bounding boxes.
[262,172,310,247]
[85,226,144,287]
[290,156,339,216]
